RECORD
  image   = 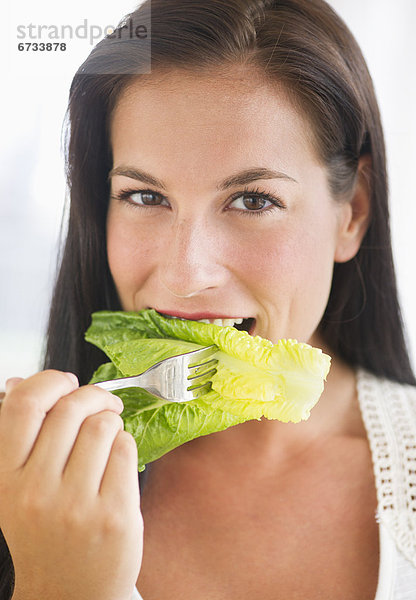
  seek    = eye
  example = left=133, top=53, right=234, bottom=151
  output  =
left=128, top=190, right=168, bottom=206
left=228, top=189, right=284, bottom=213
left=111, top=188, right=169, bottom=208
left=231, top=194, right=271, bottom=211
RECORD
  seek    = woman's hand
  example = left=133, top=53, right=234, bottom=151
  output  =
left=0, top=371, right=143, bottom=600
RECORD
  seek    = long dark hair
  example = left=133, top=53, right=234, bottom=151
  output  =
left=1, top=0, right=414, bottom=596
left=44, top=0, right=415, bottom=385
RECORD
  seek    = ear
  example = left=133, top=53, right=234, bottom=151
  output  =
left=334, top=154, right=372, bottom=263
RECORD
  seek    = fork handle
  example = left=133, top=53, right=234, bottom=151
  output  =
left=94, top=369, right=166, bottom=398
left=94, top=377, right=140, bottom=392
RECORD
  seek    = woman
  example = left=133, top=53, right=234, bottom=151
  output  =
left=1, top=0, right=415, bottom=598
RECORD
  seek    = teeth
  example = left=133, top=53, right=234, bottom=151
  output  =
left=160, top=312, right=245, bottom=328
left=220, top=319, right=236, bottom=326
left=203, top=318, right=244, bottom=327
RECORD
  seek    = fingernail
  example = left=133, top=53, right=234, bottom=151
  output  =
left=5, top=377, right=23, bottom=393
left=65, top=372, right=79, bottom=387
left=113, top=394, right=124, bottom=410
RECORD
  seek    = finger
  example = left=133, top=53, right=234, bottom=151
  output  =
left=0, top=371, right=79, bottom=469
left=100, top=430, right=140, bottom=508
left=25, top=386, right=124, bottom=480
left=62, top=410, right=124, bottom=496
left=5, top=377, right=24, bottom=393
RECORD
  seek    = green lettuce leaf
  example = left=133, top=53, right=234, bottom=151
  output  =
left=86, top=309, right=331, bottom=471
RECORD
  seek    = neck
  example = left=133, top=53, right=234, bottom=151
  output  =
left=177, top=352, right=363, bottom=465
left=146, top=348, right=366, bottom=485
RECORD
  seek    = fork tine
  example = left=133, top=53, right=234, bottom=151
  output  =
left=188, top=382, right=214, bottom=399
left=94, top=344, right=218, bottom=402
left=187, top=368, right=217, bottom=389
left=187, top=358, right=218, bottom=379
left=186, top=345, right=218, bottom=367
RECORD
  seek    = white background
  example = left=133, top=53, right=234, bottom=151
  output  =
left=0, top=0, right=415, bottom=389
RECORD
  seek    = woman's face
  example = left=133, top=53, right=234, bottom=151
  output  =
left=107, top=69, right=354, bottom=344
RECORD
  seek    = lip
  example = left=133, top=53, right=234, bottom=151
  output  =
left=151, top=308, right=257, bottom=335
left=154, top=309, right=247, bottom=320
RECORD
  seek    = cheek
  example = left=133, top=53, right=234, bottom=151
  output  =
left=106, top=211, right=156, bottom=304
left=234, top=224, right=334, bottom=292
left=236, top=220, right=336, bottom=336
left=236, top=238, right=292, bottom=291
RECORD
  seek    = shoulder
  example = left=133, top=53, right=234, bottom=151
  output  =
left=357, top=368, right=416, bottom=406
left=356, top=368, right=416, bottom=481
left=357, top=370, right=416, bottom=442
left=356, top=370, right=416, bottom=464
left=357, top=369, right=416, bottom=567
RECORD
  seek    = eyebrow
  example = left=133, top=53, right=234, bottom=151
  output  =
left=108, top=166, right=298, bottom=189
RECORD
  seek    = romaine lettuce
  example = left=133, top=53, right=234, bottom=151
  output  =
left=86, top=309, right=331, bottom=471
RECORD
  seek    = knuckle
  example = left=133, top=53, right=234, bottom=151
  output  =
left=50, top=395, right=79, bottom=418
left=51, top=386, right=109, bottom=415
left=68, top=384, right=118, bottom=409
left=59, top=501, right=88, bottom=531
left=113, top=431, right=138, bottom=460
left=3, top=370, right=77, bottom=413
left=52, top=393, right=90, bottom=419
left=86, top=384, right=113, bottom=399
left=82, top=412, right=123, bottom=437
left=42, top=368, right=61, bottom=377
left=5, top=389, right=43, bottom=418
left=101, top=508, right=126, bottom=536
left=88, top=385, right=123, bottom=409
left=83, top=414, right=110, bottom=436
left=44, top=369, right=75, bottom=381
left=40, top=369, right=77, bottom=390
left=18, top=484, right=50, bottom=521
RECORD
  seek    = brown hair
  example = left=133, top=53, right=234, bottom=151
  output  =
left=44, top=0, right=413, bottom=385
left=1, top=2, right=413, bottom=596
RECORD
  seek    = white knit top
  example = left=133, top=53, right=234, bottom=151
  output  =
left=132, top=370, right=416, bottom=600
left=358, top=370, right=416, bottom=599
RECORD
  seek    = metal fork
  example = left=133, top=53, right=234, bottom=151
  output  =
left=94, top=345, right=218, bottom=402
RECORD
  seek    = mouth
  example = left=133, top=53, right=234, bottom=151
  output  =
left=153, top=310, right=256, bottom=334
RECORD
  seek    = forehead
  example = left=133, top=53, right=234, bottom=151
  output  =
left=109, top=67, right=321, bottom=182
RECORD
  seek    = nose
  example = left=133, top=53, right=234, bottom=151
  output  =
left=158, top=217, right=228, bottom=298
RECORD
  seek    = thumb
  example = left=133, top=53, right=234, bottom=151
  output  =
left=5, top=377, right=24, bottom=394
